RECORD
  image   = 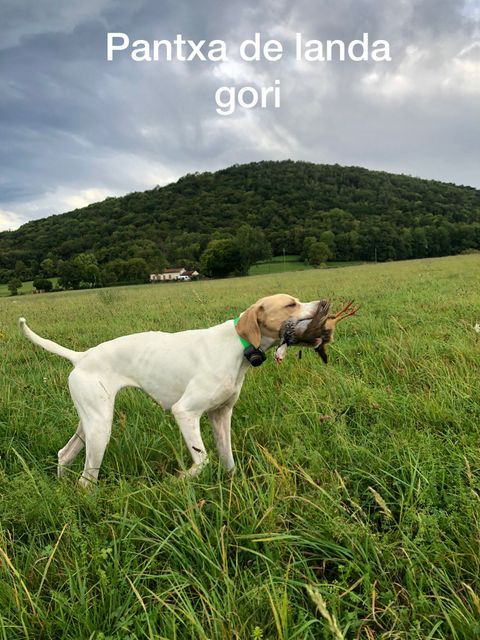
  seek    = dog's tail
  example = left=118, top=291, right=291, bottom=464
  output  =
left=18, top=317, right=82, bottom=364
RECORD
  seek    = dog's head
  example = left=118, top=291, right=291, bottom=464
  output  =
left=235, top=293, right=320, bottom=348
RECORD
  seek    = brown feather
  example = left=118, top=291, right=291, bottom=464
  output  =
left=293, top=299, right=331, bottom=343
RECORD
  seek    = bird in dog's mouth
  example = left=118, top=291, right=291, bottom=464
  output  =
left=275, top=300, right=359, bottom=364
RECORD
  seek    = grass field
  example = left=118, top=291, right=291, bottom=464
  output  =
left=0, top=280, right=34, bottom=297
left=248, top=256, right=364, bottom=276
left=0, top=279, right=60, bottom=298
left=1, top=255, right=479, bottom=639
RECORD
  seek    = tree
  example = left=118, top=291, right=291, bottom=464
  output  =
left=150, top=254, right=167, bottom=274
left=58, top=258, right=84, bottom=289
left=40, top=258, right=55, bottom=277
left=100, top=262, right=120, bottom=286
left=125, top=258, right=149, bottom=282
left=14, top=260, right=27, bottom=280
left=235, top=224, right=272, bottom=267
left=33, top=277, right=53, bottom=292
left=200, top=239, right=246, bottom=278
left=101, top=258, right=129, bottom=284
left=302, top=236, right=318, bottom=262
left=8, top=278, right=22, bottom=296
left=58, top=253, right=100, bottom=289
left=319, top=230, right=336, bottom=258
left=73, top=253, right=100, bottom=287
left=412, top=227, right=428, bottom=258
left=307, top=241, right=332, bottom=266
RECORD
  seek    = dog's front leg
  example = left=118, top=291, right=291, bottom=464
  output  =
left=208, top=405, right=235, bottom=473
left=172, top=403, right=208, bottom=477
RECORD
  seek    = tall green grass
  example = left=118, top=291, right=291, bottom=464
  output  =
left=0, top=255, right=479, bottom=639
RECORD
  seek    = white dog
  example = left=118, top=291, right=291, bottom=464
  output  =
left=19, top=294, right=320, bottom=487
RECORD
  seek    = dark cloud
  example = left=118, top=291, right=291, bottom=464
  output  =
left=0, top=0, right=478, bottom=230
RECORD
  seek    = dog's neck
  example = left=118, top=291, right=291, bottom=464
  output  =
left=231, top=317, right=278, bottom=354
left=259, top=335, right=278, bottom=351
left=227, top=320, right=278, bottom=368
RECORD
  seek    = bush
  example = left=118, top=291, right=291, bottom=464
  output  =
left=33, top=277, right=53, bottom=291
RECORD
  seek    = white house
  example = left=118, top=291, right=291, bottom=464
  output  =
left=150, top=268, right=199, bottom=282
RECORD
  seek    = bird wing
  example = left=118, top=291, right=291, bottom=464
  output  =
left=294, top=299, right=331, bottom=343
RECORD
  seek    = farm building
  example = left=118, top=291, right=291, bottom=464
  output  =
left=150, top=268, right=199, bottom=282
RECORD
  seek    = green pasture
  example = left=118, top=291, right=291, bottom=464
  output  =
left=0, top=279, right=60, bottom=298
left=0, top=280, right=34, bottom=297
left=0, top=255, right=479, bottom=639
left=248, top=256, right=364, bottom=276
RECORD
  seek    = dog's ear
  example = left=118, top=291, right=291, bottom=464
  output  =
left=236, top=303, right=263, bottom=348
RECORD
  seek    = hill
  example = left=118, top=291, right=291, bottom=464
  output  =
left=1, top=160, right=479, bottom=284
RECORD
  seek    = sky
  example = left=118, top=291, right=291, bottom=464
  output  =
left=0, top=0, right=479, bottom=231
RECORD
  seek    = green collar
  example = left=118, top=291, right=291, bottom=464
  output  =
left=233, top=316, right=250, bottom=348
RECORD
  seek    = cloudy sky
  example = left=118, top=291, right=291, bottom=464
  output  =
left=0, top=0, right=479, bottom=231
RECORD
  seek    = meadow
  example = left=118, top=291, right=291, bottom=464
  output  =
left=0, top=279, right=60, bottom=298
left=0, top=281, right=34, bottom=298
left=248, top=256, right=363, bottom=276
left=0, top=254, right=479, bottom=639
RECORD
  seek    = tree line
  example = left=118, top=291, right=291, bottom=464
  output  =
left=1, top=160, right=479, bottom=289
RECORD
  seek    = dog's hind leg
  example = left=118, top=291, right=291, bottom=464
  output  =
left=57, top=421, right=85, bottom=478
left=68, top=370, right=116, bottom=488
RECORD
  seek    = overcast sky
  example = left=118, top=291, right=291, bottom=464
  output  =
left=0, top=0, right=479, bottom=231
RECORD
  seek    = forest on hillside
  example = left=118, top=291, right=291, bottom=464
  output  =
left=1, top=160, right=479, bottom=288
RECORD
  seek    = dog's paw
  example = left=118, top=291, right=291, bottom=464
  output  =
left=178, top=459, right=209, bottom=479
left=78, top=475, right=97, bottom=490
left=224, top=464, right=236, bottom=476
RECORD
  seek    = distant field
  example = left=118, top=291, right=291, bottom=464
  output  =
left=0, top=280, right=34, bottom=297
left=0, top=278, right=59, bottom=298
left=0, top=262, right=361, bottom=296
left=249, top=258, right=313, bottom=275
left=1, top=255, right=479, bottom=639
left=249, top=255, right=364, bottom=275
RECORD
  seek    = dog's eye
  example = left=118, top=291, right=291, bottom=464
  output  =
left=286, top=302, right=297, bottom=308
